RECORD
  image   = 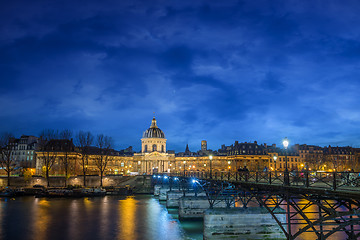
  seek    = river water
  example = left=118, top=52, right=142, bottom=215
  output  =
left=0, top=195, right=350, bottom=240
left=0, top=195, right=203, bottom=240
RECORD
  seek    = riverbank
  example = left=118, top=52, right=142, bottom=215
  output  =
left=0, top=175, right=154, bottom=197
left=0, top=175, right=153, bottom=189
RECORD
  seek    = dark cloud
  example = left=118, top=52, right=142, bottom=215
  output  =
left=1, top=0, right=360, bottom=151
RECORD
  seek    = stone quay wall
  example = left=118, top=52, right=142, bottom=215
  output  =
left=0, top=175, right=152, bottom=189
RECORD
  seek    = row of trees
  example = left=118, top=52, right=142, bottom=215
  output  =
left=0, top=129, right=114, bottom=187
left=304, top=153, right=360, bottom=171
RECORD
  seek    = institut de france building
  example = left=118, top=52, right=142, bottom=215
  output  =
left=34, top=117, right=312, bottom=176
left=33, top=117, right=360, bottom=176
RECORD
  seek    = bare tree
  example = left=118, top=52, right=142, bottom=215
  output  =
left=76, top=131, right=94, bottom=187
left=0, top=132, right=15, bottom=186
left=38, top=129, right=59, bottom=187
left=59, top=129, right=73, bottom=187
left=95, top=134, right=113, bottom=187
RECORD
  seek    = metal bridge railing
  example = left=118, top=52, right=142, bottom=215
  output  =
left=164, top=170, right=360, bottom=192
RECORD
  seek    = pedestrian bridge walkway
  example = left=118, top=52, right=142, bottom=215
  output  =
left=153, top=170, right=360, bottom=239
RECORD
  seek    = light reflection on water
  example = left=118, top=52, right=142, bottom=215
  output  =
left=0, top=196, right=203, bottom=240
left=0, top=195, right=349, bottom=240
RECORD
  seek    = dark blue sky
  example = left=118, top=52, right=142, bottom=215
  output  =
left=1, top=0, right=360, bottom=152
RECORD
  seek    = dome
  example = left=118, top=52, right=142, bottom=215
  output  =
left=142, top=117, right=165, bottom=138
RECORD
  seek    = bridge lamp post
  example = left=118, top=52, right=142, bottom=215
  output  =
left=273, top=155, right=277, bottom=177
left=283, top=137, right=290, bottom=186
left=209, top=155, right=213, bottom=179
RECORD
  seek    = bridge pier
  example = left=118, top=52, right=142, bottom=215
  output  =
left=203, top=207, right=286, bottom=240
left=166, top=190, right=206, bottom=208
left=159, top=187, right=171, bottom=200
left=178, top=196, right=230, bottom=219
left=154, top=185, right=162, bottom=196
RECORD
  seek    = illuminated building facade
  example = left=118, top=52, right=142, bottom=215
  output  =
left=134, top=117, right=174, bottom=174
left=33, top=118, right=360, bottom=177
left=10, top=135, right=38, bottom=168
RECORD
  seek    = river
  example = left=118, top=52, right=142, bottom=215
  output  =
left=0, top=195, right=351, bottom=240
left=0, top=195, right=203, bottom=240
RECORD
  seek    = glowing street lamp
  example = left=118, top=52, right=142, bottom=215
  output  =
left=273, top=155, right=278, bottom=177
left=283, top=137, right=290, bottom=185
left=273, top=155, right=277, bottom=170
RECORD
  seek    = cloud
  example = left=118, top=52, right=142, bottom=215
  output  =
left=1, top=0, right=360, bottom=150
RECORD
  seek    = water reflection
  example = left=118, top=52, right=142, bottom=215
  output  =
left=0, top=196, right=201, bottom=240
left=0, top=199, right=5, bottom=238
left=118, top=196, right=136, bottom=239
left=32, top=199, right=50, bottom=240
left=68, top=200, right=79, bottom=240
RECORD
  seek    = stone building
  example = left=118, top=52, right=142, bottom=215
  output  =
left=11, top=135, right=39, bottom=168
left=134, top=117, right=174, bottom=174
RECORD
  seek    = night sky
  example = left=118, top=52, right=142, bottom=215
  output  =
left=1, top=0, right=360, bottom=152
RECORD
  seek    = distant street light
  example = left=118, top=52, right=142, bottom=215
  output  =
left=283, top=137, right=290, bottom=185
left=273, top=155, right=278, bottom=177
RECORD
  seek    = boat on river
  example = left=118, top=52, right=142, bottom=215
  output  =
left=35, top=187, right=106, bottom=198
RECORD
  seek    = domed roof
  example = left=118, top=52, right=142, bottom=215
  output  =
left=142, top=117, right=165, bottom=139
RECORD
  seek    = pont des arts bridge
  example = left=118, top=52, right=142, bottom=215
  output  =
left=152, top=170, right=360, bottom=240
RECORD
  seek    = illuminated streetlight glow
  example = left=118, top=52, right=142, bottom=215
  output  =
left=283, top=137, right=289, bottom=185
left=283, top=137, right=289, bottom=149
